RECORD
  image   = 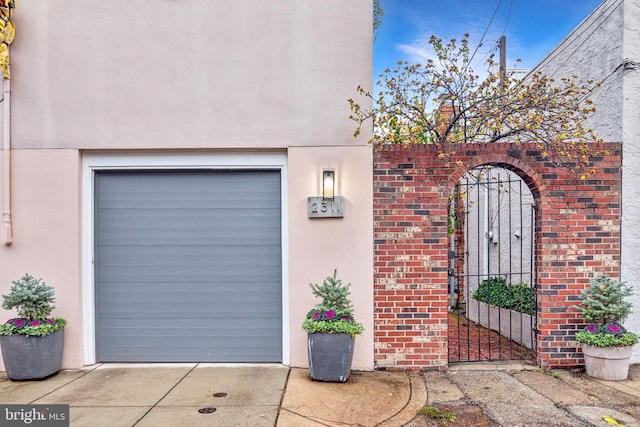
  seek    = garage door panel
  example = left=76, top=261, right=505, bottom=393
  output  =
left=97, top=232, right=281, bottom=246
left=98, top=302, right=282, bottom=317
left=96, top=264, right=282, bottom=281
left=99, top=349, right=281, bottom=363
left=101, top=328, right=281, bottom=341
left=97, top=222, right=280, bottom=244
left=97, top=246, right=282, bottom=267
left=97, top=288, right=282, bottom=304
left=94, top=277, right=282, bottom=292
left=95, top=170, right=282, bottom=362
left=99, top=320, right=282, bottom=335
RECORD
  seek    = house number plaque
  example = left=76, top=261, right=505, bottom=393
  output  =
left=308, top=196, right=344, bottom=218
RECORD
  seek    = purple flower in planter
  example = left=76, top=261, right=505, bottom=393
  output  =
left=312, top=311, right=322, bottom=320
left=584, top=325, right=598, bottom=333
left=325, top=310, right=336, bottom=320
left=606, top=324, right=622, bottom=334
left=341, top=316, right=351, bottom=321
left=29, top=320, right=42, bottom=327
left=12, top=319, right=26, bottom=327
left=46, top=319, right=55, bottom=324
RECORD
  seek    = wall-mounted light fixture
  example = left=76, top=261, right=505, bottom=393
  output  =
left=308, top=168, right=344, bottom=218
left=322, top=170, right=335, bottom=200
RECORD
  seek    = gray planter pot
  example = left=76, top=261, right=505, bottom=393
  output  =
left=307, top=333, right=355, bottom=382
left=0, top=329, right=64, bottom=381
left=582, top=344, right=633, bottom=381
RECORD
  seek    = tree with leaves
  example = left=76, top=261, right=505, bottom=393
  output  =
left=349, top=34, right=604, bottom=179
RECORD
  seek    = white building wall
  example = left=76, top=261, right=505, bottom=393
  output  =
left=529, top=0, right=624, bottom=142
left=528, top=0, right=640, bottom=362
left=621, top=0, right=640, bottom=362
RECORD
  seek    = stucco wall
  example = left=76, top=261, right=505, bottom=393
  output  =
left=0, top=150, right=83, bottom=369
left=288, top=146, right=374, bottom=370
left=0, top=1, right=374, bottom=370
left=621, top=0, right=640, bottom=362
left=11, top=0, right=371, bottom=149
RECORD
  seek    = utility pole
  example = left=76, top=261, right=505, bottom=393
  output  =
left=499, top=35, right=506, bottom=86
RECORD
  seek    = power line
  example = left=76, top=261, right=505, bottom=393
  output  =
left=467, top=0, right=504, bottom=69
left=500, top=0, right=514, bottom=37
left=468, top=0, right=515, bottom=74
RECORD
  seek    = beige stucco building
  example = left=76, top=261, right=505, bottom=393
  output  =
left=0, top=1, right=374, bottom=370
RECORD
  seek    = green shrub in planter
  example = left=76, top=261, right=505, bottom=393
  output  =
left=472, top=276, right=534, bottom=315
left=572, top=274, right=638, bottom=380
left=0, top=274, right=67, bottom=380
left=302, top=270, right=363, bottom=382
left=0, top=274, right=67, bottom=337
left=302, top=270, right=364, bottom=337
left=573, top=274, right=638, bottom=347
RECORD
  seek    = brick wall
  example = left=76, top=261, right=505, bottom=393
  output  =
left=374, top=142, right=622, bottom=370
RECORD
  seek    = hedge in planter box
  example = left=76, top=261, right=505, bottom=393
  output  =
left=0, top=274, right=67, bottom=380
left=472, top=276, right=534, bottom=315
left=302, top=270, right=364, bottom=382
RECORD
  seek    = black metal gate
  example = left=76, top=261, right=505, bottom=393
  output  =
left=448, top=166, right=537, bottom=363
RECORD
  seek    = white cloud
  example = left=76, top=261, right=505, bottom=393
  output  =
left=395, top=40, right=436, bottom=64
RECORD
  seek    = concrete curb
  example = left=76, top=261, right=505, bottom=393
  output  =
left=379, top=371, right=427, bottom=427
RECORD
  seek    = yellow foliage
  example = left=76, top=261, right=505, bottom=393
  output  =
left=5, top=19, right=14, bottom=44
left=603, top=416, right=625, bottom=426
left=0, top=43, right=8, bottom=79
left=0, top=0, right=14, bottom=79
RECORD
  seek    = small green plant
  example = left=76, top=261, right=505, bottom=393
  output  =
left=573, top=274, right=638, bottom=347
left=302, top=270, right=364, bottom=337
left=472, top=277, right=534, bottom=315
left=418, top=406, right=456, bottom=422
left=573, top=274, right=632, bottom=324
left=0, top=274, right=67, bottom=337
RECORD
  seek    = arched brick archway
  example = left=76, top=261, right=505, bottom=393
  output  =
left=373, top=142, right=622, bottom=370
left=445, top=158, right=544, bottom=202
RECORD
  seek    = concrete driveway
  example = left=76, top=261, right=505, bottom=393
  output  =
left=0, top=364, right=289, bottom=427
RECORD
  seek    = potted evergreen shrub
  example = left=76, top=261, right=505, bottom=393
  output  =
left=302, top=270, right=364, bottom=382
left=573, top=274, right=638, bottom=381
left=0, top=274, right=67, bottom=380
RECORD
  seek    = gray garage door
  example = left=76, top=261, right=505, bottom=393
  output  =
left=95, top=170, right=282, bottom=362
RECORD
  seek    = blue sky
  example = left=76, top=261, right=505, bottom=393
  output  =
left=374, top=0, right=604, bottom=80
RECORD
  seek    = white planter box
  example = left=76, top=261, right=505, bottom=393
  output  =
left=467, top=299, right=534, bottom=350
left=582, top=344, right=633, bottom=381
